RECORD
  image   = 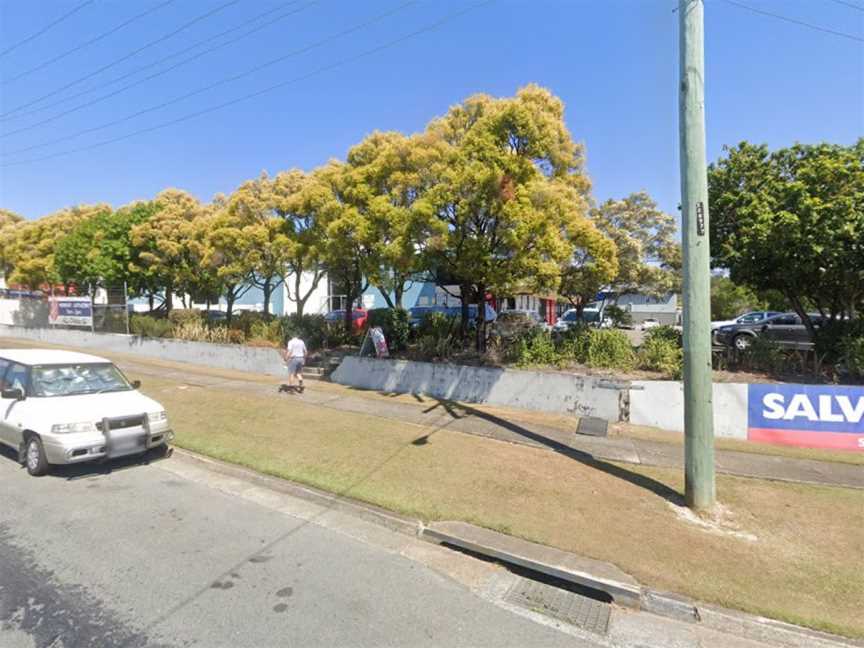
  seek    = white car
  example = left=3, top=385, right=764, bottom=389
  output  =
left=0, top=349, right=172, bottom=476
left=640, top=319, right=661, bottom=330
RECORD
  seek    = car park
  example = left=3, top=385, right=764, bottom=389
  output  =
left=713, top=312, right=822, bottom=351
left=0, top=349, right=172, bottom=476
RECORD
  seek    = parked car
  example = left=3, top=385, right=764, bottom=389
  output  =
left=553, top=308, right=603, bottom=332
left=714, top=312, right=822, bottom=351
left=711, top=310, right=782, bottom=331
left=497, top=309, right=551, bottom=332
left=640, top=319, right=661, bottom=330
left=203, top=309, right=228, bottom=323
left=0, top=349, right=172, bottom=476
left=324, top=308, right=368, bottom=331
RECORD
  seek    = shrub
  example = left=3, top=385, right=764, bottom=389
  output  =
left=638, top=336, right=683, bottom=378
left=839, top=335, right=864, bottom=379
left=167, top=309, right=202, bottom=327
left=604, top=304, right=632, bottom=328
left=417, top=312, right=458, bottom=359
left=741, top=336, right=785, bottom=374
left=230, top=310, right=271, bottom=337
left=366, top=308, right=410, bottom=352
left=173, top=320, right=244, bottom=345
left=509, top=329, right=557, bottom=366
left=584, top=329, right=636, bottom=370
left=130, top=314, right=173, bottom=338
left=816, top=318, right=864, bottom=364
left=644, top=325, right=682, bottom=347
left=278, top=313, right=329, bottom=350
left=554, top=324, right=591, bottom=363
left=249, top=319, right=283, bottom=346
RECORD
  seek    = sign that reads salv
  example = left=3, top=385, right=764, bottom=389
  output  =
left=748, top=384, right=864, bottom=451
left=49, top=297, right=93, bottom=327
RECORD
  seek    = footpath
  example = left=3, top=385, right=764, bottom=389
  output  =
left=105, top=353, right=864, bottom=491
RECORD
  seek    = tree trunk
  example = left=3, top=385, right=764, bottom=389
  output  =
left=226, top=287, right=236, bottom=326
left=294, top=273, right=304, bottom=317
left=475, top=286, right=487, bottom=354
left=378, top=286, right=395, bottom=308
left=394, top=281, right=404, bottom=309
left=460, top=283, right=471, bottom=340
left=148, top=294, right=155, bottom=312
left=165, top=283, right=173, bottom=313
left=263, top=280, right=272, bottom=317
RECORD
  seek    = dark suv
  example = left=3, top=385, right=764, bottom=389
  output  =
left=714, top=312, right=822, bottom=351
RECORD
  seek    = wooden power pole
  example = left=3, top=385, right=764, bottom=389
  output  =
left=678, top=0, right=716, bottom=511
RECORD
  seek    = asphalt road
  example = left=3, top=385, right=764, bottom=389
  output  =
left=0, top=448, right=597, bottom=648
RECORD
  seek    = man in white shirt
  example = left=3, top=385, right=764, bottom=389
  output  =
left=280, top=335, right=308, bottom=393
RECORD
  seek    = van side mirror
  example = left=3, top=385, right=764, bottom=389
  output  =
left=131, top=380, right=141, bottom=389
left=1, top=388, right=25, bottom=401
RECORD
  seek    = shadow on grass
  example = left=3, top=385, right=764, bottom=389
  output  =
left=411, top=396, right=684, bottom=506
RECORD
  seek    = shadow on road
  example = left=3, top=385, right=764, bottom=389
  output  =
left=0, top=444, right=173, bottom=481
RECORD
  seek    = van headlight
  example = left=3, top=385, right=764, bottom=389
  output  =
left=51, top=422, right=98, bottom=434
left=147, top=411, right=168, bottom=424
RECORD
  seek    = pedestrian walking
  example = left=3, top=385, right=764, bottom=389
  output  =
left=280, top=334, right=308, bottom=394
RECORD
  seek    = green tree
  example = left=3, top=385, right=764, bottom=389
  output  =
left=129, top=189, right=210, bottom=312
left=420, top=85, right=616, bottom=350
left=709, top=139, right=864, bottom=334
left=55, top=202, right=158, bottom=294
left=709, top=275, right=765, bottom=320
left=342, top=131, right=444, bottom=308
left=591, top=192, right=680, bottom=299
left=271, top=169, right=328, bottom=317
left=3, top=205, right=108, bottom=290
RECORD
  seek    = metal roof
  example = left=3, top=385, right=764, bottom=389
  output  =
left=0, top=349, right=110, bottom=366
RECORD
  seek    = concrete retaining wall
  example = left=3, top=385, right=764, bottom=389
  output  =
left=331, top=356, right=625, bottom=420
left=629, top=381, right=748, bottom=439
left=0, top=325, right=287, bottom=376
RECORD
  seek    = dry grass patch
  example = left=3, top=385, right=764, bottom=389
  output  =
left=135, top=374, right=864, bottom=639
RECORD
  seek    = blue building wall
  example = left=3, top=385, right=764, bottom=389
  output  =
left=362, top=281, right=438, bottom=310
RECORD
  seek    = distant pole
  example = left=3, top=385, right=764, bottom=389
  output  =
left=679, top=0, right=715, bottom=511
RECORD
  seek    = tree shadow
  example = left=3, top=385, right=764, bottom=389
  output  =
left=419, top=397, right=684, bottom=506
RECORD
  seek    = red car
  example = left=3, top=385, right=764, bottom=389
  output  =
left=324, top=309, right=367, bottom=331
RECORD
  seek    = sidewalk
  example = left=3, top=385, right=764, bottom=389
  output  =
left=112, top=354, right=864, bottom=490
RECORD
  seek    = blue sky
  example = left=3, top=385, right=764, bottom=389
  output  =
left=1, top=0, right=861, bottom=220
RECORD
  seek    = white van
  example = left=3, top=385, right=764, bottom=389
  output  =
left=0, top=349, right=172, bottom=476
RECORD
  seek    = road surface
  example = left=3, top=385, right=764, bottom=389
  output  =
left=0, top=447, right=601, bottom=648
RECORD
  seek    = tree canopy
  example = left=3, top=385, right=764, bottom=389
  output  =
left=709, top=139, right=864, bottom=331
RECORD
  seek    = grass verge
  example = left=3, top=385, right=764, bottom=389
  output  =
left=135, top=373, right=864, bottom=639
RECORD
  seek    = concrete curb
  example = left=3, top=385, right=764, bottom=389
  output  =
left=421, top=520, right=642, bottom=609
left=642, top=590, right=864, bottom=648
left=171, top=448, right=859, bottom=648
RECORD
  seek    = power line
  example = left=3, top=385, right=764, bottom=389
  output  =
left=4, top=1, right=177, bottom=84
left=0, top=1, right=94, bottom=59
left=1, top=0, right=240, bottom=118
left=3, top=0, right=417, bottom=156
left=720, top=0, right=864, bottom=43
left=826, top=0, right=864, bottom=12
left=1, top=1, right=303, bottom=123
left=1, top=1, right=494, bottom=168
left=2, top=2, right=319, bottom=138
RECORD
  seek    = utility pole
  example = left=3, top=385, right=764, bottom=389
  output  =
left=678, top=0, right=715, bottom=511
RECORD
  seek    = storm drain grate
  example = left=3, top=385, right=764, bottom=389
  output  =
left=504, top=576, right=611, bottom=635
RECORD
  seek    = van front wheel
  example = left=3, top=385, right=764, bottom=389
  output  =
left=25, top=436, right=49, bottom=477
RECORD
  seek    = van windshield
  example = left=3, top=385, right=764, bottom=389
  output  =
left=31, top=363, right=132, bottom=398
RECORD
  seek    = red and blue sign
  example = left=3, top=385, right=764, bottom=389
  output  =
left=748, top=384, right=864, bottom=451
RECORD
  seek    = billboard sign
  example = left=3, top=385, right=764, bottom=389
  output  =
left=49, top=297, right=93, bottom=327
left=748, top=384, right=864, bottom=451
